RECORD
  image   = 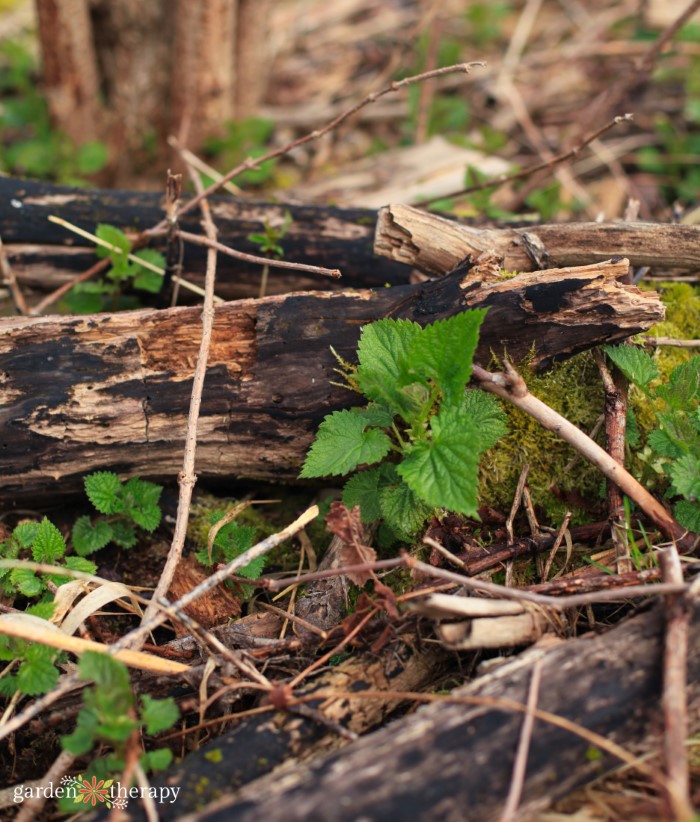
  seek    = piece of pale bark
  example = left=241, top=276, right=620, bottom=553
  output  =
left=374, top=203, right=700, bottom=274
left=0, top=257, right=662, bottom=499
left=168, top=599, right=700, bottom=822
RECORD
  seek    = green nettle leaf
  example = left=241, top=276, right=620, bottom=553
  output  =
left=72, top=516, right=114, bottom=556
left=655, top=356, right=700, bottom=409
left=64, top=556, right=98, bottom=576
left=379, top=471, right=434, bottom=539
left=110, top=521, right=137, bottom=549
left=356, top=319, right=421, bottom=407
left=455, top=390, right=508, bottom=450
left=79, top=650, right=131, bottom=692
left=95, top=223, right=131, bottom=260
left=141, top=748, right=174, bottom=772
left=300, top=409, right=392, bottom=477
left=10, top=568, right=43, bottom=597
left=398, top=412, right=482, bottom=517
left=342, top=467, right=385, bottom=523
left=61, top=708, right=99, bottom=755
left=626, top=407, right=640, bottom=449
left=26, top=600, right=56, bottom=620
left=675, top=499, right=700, bottom=531
left=140, top=694, right=180, bottom=735
left=603, top=344, right=659, bottom=387
left=16, top=646, right=59, bottom=695
left=85, top=471, right=123, bottom=514
left=669, top=454, right=700, bottom=501
left=356, top=403, right=395, bottom=429
left=32, top=517, right=66, bottom=563
left=407, top=310, right=487, bottom=407
left=132, top=249, right=165, bottom=293
left=12, top=520, right=38, bottom=548
left=647, top=427, right=684, bottom=459
left=235, top=555, right=266, bottom=580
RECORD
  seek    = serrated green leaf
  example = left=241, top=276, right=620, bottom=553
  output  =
left=13, top=520, right=38, bottom=548
left=128, top=503, right=161, bottom=532
left=16, top=646, right=59, bottom=695
left=300, top=409, right=392, bottom=477
left=355, top=403, right=395, bottom=429
left=342, top=467, right=385, bottom=522
left=626, top=407, right=640, bottom=448
left=407, top=310, right=487, bottom=407
left=61, top=708, right=99, bottom=755
left=140, top=694, right=180, bottom=735
left=675, top=499, right=700, bottom=531
left=236, top=555, right=266, bottom=580
left=79, top=650, right=130, bottom=692
left=72, top=516, right=114, bottom=556
left=95, top=224, right=131, bottom=260
left=97, top=715, right=140, bottom=743
left=65, top=556, right=98, bottom=576
left=9, top=568, right=43, bottom=597
left=648, top=427, right=684, bottom=459
left=379, top=474, right=434, bottom=539
left=455, top=390, right=508, bottom=451
left=141, top=748, right=173, bottom=772
left=603, top=344, right=659, bottom=387
left=656, top=356, right=700, bottom=409
left=132, top=249, right=165, bottom=293
left=398, top=411, right=482, bottom=517
left=26, top=599, right=56, bottom=620
left=110, top=521, right=137, bottom=549
left=32, top=517, right=66, bottom=562
left=669, top=453, right=700, bottom=500
left=0, top=676, right=18, bottom=697
left=356, top=319, right=421, bottom=408
left=85, top=472, right=123, bottom=514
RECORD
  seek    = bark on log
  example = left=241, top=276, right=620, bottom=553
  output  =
left=0, top=177, right=410, bottom=299
left=0, top=257, right=662, bottom=499
left=375, top=203, right=700, bottom=274
left=162, top=599, right=700, bottom=822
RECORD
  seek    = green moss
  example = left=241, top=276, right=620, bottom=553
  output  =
left=479, top=351, right=605, bottom=524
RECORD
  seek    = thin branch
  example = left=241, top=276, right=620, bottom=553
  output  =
left=139, top=161, right=220, bottom=632
left=471, top=362, right=698, bottom=553
left=640, top=337, right=700, bottom=348
left=0, top=234, right=29, bottom=315
left=659, top=544, right=694, bottom=820
left=415, top=113, right=633, bottom=206
left=147, top=63, right=485, bottom=231
left=500, top=658, right=543, bottom=822
left=178, top=230, right=341, bottom=279
left=29, top=258, right=109, bottom=316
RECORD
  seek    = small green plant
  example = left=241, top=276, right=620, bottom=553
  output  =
left=603, top=345, right=700, bottom=531
left=73, top=471, right=163, bottom=555
left=194, top=512, right=265, bottom=582
left=65, top=224, right=165, bottom=314
left=0, top=41, right=108, bottom=183
left=58, top=651, right=178, bottom=810
left=247, top=210, right=293, bottom=298
left=301, top=312, right=507, bottom=541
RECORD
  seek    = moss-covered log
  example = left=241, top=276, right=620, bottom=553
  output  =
left=0, top=257, right=662, bottom=500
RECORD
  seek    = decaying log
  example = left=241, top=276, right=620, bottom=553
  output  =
left=0, top=257, right=662, bottom=499
left=0, top=177, right=410, bottom=299
left=375, top=203, right=700, bottom=274
left=160, top=599, right=700, bottom=822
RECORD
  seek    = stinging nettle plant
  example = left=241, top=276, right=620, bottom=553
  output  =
left=301, top=310, right=507, bottom=540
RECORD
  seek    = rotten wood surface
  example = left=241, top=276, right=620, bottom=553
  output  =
left=0, top=177, right=410, bottom=300
left=159, top=598, right=700, bottom=822
left=374, top=203, right=700, bottom=274
left=0, top=257, right=662, bottom=499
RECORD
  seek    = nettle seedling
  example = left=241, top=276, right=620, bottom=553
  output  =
left=247, top=210, right=292, bottom=298
left=604, top=345, right=700, bottom=531
left=301, top=311, right=507, bottom=541
left=66, top=223, right=165, bottom=313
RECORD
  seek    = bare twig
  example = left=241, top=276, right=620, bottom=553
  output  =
left=0, top=234, right=29, bottom=315
left=178, top=230, right=341, bottom=279
left=640, top=337, right=700, bottom=348
left=500, top=658, right=543, bottom=822
left=594, top=348, right=631, bottom=573
left=30, top=257, right=110, bottom=316
left=140, top=162, right=220, bottom=632
left=659, top=544, right=694, bottom=820
left=415, top=113, right=633, bottom=206
left=471, top=361, right=698, bottom=553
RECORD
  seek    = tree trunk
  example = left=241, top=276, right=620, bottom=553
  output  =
left=34, top=0, right=271, bottom=179
left=0, top=257, right=662, bottom=500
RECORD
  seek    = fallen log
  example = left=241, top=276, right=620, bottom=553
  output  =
left=159, top=598, right=700, bottom=822
left=0, top=177, right=411, bottom=299
left=0, top=257, right=662, bottom=499
left=374, top=203, right=700, bottom=274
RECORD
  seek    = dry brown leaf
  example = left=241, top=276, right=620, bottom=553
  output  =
left=325, top=501, right=377, bottom=586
